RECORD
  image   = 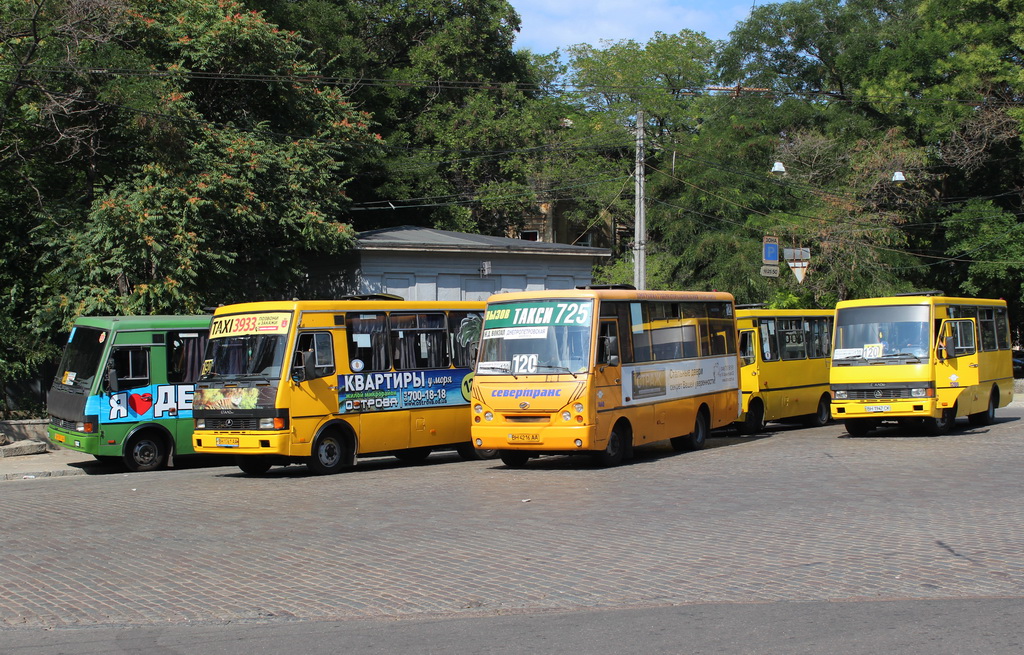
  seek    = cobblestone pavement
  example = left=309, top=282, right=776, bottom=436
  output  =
left=3, top=409, right=1024, bottom=630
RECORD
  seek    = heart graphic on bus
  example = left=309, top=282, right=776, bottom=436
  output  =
left=128, top=393, right=153, bottom=415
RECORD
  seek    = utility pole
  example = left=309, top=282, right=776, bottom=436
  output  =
left=633, top=109, right=646, bottom=290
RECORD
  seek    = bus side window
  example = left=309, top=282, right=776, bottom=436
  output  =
left=759, top=319, right=778, bottom=362
left=346, top=313, right=389, bottom=372
left=167, top=331, right=209, bottom=384
left=107, top=347, right=150, bottom=392
left=390, top=313, right=450, bottom=371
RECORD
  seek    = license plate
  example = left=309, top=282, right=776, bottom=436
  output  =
left=865, top=405, right=891, bottom=413
left=54, top=434, right=65, bottom=443
left=215, top=437, right=240, bottom=447
left=507, top=433, right=541, bottom=444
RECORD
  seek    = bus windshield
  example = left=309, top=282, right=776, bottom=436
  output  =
left=478, top=299, right=593, bottom=375
left=203, top=335, right=288, bottom=379
left=54, top=326, right=109, bottom=391
left=833, top=305, right=931, bottom=362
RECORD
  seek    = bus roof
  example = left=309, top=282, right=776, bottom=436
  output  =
left=485, top=288, right=736, bottom=303
left=71, top=315, right=211, bottom=331
left=736, top=308, right=834, bottom=318
left=835, top=295, right=1007, bottom=309
left=210, top=299, right=485, bottom=316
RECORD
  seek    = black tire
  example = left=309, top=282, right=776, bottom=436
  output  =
left=455, top=443, right=499, bottom=460
left=844, top=418, right=875, bottom=437
left=804, top=395, right=831, bottom=428
left=924, top=407, right=955, bottom=435
left=123, top=433, right=167, bottom=472
left=968, top=391, right=997, bottom=427
left=394, top=446, right=432, bottom=463
left=737, top=398, right=765, bottom=435
left=671, top=410, right=708, bottom=452
left=236, top=455, right=273, bottom=475
left=499, top=450, right=530, bottom=468
left=308, top=433, right=347, bottom=475
left=594, top=427, right=625, bottom=467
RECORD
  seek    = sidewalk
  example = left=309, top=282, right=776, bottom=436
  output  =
left=0, top=444, right=99, bottom=481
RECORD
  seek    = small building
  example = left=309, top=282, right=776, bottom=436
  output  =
left=306, top=226, right=610, bottom=301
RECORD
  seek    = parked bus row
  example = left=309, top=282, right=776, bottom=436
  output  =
left=45, top=289, right=1013, bottom=473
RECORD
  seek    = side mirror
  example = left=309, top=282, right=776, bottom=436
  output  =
left=600, top=335, right=620, bottom=366
left=106, top=366, right=120, bottom=394
left=292, top=350, right=318, bottom=383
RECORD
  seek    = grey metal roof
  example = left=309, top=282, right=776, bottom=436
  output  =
left=356, top=226, right=610, bottom=258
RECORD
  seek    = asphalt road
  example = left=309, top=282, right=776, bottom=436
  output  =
left=4, top=406, right=1024, bottom=653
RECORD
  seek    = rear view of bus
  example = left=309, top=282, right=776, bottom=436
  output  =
left=47, top=315, right=210, bottom=471
left=830, top=293, right=1013, bottom=436
left=470, top=287, right=740, bottom=467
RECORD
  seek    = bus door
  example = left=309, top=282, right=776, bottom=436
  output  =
left=341, top=313, right=408, bottom=453
left=935, top=319, right=980, bottom=412
left=166, top=330, right=208, bottom=444
left=290, top=330, right=339, bottom=449
left=594, top=317, right=623, bottom=436
left=738, top=328, right=759, bottom=388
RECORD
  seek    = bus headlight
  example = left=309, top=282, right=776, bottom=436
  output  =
left=834, top=390, right=847, bottom=400
left=475, top=438, right=483, bottom=446
left=195, top=418, right=206, bottom=429
left=573, top=403, right=584, bottom=413
left=484, top=412, right=494, bottom=421
left=259, top=418, right=275, bottom=429
left=562, top=411, right=572, bottom=421
left=911, top=388, right=927, bottom=398
left=474, top=404, right=483, bottom=414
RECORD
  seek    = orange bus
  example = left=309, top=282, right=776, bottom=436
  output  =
left=470, top=286, right=740, bottom=467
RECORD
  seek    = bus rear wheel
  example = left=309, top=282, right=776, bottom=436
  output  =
left=123, top=433, right=167, bottom=472
left=456, top=443, right=498, bottom=460
left=672, top=410, right=708, bottom=451
left=738, top=399, right=765, bottom=435
left=236, top=455, right=273, bottom=475
left=804, top=395, right=831, bottom=428
left=968, top=391, right=997, bottom=427
left=499, top=450, right=530, bottom=468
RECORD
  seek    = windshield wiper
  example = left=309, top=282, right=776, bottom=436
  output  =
left=536, top=364, right=579, bottom=378
left=880, top=352, right=921, bottom=362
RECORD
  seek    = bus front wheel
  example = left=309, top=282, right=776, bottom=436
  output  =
left=308, top=433, right=347, bottom=475
left=499, top=450, right=530, bottom=468
left=236, top=455, right=273, bottom=475
left=844, top=419, right=875, bottom=437
left=924, top=407, right=955, bottom=435
left=123, top=433, right=167, bottom=472
left=594, top=428, right=625, bottom=467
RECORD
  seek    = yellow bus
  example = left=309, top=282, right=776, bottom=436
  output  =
left=191, top=297, right=485, bottom=474
left=735, top=308, right=834, bottom=433
left=830, top=292, right=1013, bottom=436
left=470, top=286, right=740, bottom=467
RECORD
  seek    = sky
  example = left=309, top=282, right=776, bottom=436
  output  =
left=509, top=0, right=755, bottom=54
